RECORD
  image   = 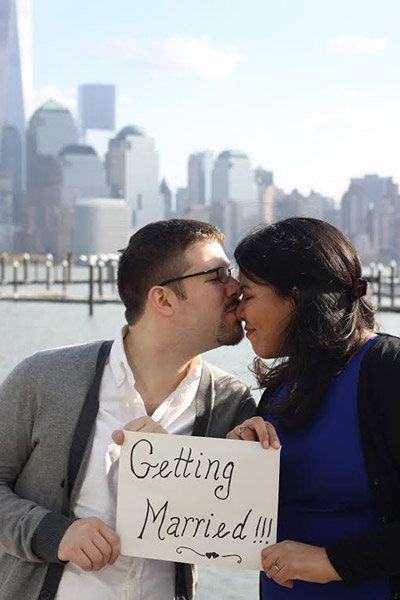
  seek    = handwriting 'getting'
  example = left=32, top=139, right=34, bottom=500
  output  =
left=130, top=438, right=235, bottom=500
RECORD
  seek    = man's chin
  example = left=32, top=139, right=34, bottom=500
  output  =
left=216, top=322, right=244, bottom=346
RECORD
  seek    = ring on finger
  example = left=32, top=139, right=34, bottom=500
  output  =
left=237, top=425, right=249, bottom=437
left=273, top=562, right=281, bottom=572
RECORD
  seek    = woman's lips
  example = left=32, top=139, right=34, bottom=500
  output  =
left=245, top=328, right=255, bottom=338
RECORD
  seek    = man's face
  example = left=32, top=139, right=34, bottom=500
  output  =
left=174, top=240, right=244, bottom=353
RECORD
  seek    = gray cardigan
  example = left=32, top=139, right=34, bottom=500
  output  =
left=0, top=340, right=256, bottom=600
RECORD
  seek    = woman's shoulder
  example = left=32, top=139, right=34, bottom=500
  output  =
left=359, top=333, right=400, bottom=396
left=362, top=332, right=400, bottom=363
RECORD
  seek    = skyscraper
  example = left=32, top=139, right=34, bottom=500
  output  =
left=255, top=167, right=274, bottom=224
left=27, top=100, right=78, bottom=157
left=22, top=101, right=78, bottom=256
left=73, top=198, right=129, bottom=255
left=106, top=125, right=163, bottom=232
left=0, top=174, right=14, bottom=250
left=341, top=174, right=400, bottom=260
left=59, top=144, right=109, bottom=204
left=187, top=151, right=213, bottom=207
left=0, top=0, right=32, bottom=225
left=78, top=84, right=116, bottom=136
left=160, top=178, right=173, bottom=219
left=211, top=149, right=257, bottom=251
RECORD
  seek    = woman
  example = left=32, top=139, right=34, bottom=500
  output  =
left=228, top=217, right=400, bottom=599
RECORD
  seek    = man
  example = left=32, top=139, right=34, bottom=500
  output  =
left=0, top=219, right=256, bottom=600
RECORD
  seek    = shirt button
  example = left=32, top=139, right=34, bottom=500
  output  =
left=381, top=515, right=388, bottom=524
left=392, top=593, right=399, bottom=600
left=39, top=591, right=52, bottom=600
left=373, top=478, right=379, bottom=486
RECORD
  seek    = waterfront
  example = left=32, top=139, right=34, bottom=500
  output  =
left=2, top=301, right=400, bottom=598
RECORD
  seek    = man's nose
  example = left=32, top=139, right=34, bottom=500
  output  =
left=225, top=276, right=240, bottom=297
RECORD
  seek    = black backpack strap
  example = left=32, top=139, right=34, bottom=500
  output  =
left=65, top=340, right=113, bottom=504
left=38, top=340, right=113, bottom=600
left=191, top=363, right=213, bottom=437
left=96, top=339, right=114, bottom=369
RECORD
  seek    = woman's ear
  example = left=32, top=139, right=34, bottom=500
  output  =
left=147, top=285, right=175, bottom=317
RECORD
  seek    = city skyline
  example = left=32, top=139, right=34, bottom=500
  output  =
left=31, top=0, right=400, bottom=201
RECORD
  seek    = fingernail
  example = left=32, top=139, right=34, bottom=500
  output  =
left=263, top=441, right=270, bottom=449
left=273, top=441, right=281, bottom=449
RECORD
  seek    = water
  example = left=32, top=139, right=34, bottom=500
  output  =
left=2, top=301, right=400, bottom=599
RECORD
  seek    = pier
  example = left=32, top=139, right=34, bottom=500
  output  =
left=1, top=253, right=400, bottom=315
left=0, top=253, right=120, bottom=315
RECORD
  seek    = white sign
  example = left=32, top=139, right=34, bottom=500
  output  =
left=117, top=432, right=280, bottom=570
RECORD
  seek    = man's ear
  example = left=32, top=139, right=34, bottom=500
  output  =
left=147, top=285, right=175, bottom=317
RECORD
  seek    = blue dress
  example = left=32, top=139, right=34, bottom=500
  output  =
left=261, top=338, right=390, bottom=599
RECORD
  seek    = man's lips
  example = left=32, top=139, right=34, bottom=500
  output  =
left=245, top=328, right=255, bottom=338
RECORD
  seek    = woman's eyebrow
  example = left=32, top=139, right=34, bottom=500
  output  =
left=239, top=283, right=251, bottom=291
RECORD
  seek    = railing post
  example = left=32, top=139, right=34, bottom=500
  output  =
left=33, top=258, right=39, bottom=282
left=45, top=260, right=52, bottom=291
left=377, top=263, right=383, bottom=308
left=13, top=260, right=19, bottom=293
left=390, top=260, right=397, bottom=308
left=369, top=262, right=375, bottom=298
left=45, top=254, right=53, bottom=290
left=67, top=252, right=72, bottom=283
left=0, top=252, right=7, bottom=284
left=109, top=259, right=117, bottom=291
left=22, top=253, right=30, bottom=284
left=62, top=259, right=68, bottom=292
left=88, top=258, right=95, bottom=316
left=97, top=259, right=104, bottom=298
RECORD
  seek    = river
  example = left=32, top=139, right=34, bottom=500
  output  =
left=2, top=301, right=399, bottom=599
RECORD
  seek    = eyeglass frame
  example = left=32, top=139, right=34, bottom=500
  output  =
left=157, top=265, right=233, bottom=287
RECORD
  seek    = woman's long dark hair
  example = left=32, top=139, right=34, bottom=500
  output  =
left=234, top=217, right=375, bottom=431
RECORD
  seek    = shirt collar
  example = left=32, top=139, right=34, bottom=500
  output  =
left=109, top=325, right=133, bottom=387
left=108, top=325, right=203, bottom=390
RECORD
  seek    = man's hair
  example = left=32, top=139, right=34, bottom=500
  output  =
left=118, top=219, right=225, bottom=324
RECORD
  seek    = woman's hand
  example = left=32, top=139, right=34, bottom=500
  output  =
left=226, top=416, right=281, bottom=449
left=112, top=416, right=167, bottom=445
left=262, top=540, right=342, bottom=588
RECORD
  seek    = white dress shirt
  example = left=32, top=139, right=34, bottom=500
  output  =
left=55, top=327, right=201, bottom=600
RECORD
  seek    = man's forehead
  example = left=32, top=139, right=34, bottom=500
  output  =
left=184, top=240, right=229, bottom=267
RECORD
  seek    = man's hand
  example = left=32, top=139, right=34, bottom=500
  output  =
left=112, top=416, right=168, bottom=445
left=261, top=540, right=342, bottom=588
left=57, top=517, right=120, bottom=571
left=226, top=416, right=281, bottom=449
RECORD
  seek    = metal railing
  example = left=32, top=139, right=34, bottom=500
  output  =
left=0, top=252, right=120, bottom=316
left=1, top=254, right=400, bottom=315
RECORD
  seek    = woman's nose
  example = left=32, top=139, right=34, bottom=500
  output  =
left=235, top=299, right=244, bottom=320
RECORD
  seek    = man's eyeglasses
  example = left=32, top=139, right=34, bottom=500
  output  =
left=158, top=266, right=232, bottom=286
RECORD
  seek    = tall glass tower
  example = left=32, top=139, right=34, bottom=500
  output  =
left=0, top=0, right=30, bottom=223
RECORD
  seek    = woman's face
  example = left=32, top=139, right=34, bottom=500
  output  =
left=236, top=271, right=295, bottom=359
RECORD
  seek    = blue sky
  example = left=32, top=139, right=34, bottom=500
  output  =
left=32, top=0, right=400, bottom=200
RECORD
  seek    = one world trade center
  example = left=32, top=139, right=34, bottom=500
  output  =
left=0, top=0, right=31, bottom=227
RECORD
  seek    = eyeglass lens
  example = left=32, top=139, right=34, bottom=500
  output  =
left=217, top=266, right=231, bottom=283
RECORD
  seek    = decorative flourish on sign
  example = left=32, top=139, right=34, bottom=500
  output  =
left=176, top=546, right=242, bottom=564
